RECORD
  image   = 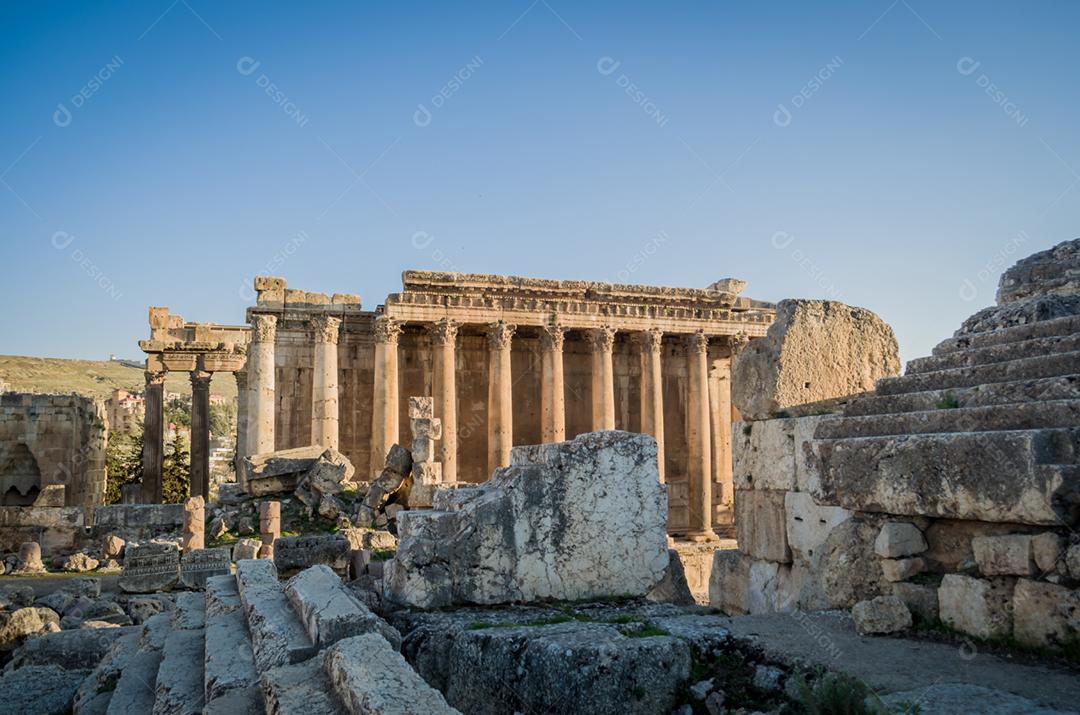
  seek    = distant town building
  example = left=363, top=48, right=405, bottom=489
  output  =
left=105, top=387, right=144, bottom=434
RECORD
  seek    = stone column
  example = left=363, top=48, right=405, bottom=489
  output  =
left=233, top=369, right=248, bottom=488
left=487, top=321, right=516, bottom=473
left=429, top=319, right=459, bottom=482
left=182, top=495, right=205, bottom=552
left=248, top=314, right=277, bottom=456
left=710, top=356, right=734, bottom=506
left=588, top=326, right=617, bottom=431
left=259, top=500, right=280, bottom=559
left=371, top=316, right=403, bottom=475
left=311, top=315, right=342, bottom=450
left=637, top=328, right=666, bottom=482
left=189, top=369, right=212, bottom=501
left=540, top=323, right=567, bottom=443
left=686, top=331, right=717, bottom=542
left=141, top=368, right=167, bottom=504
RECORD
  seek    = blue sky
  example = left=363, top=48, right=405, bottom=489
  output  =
left=1, top=1, right=1077, bottom=365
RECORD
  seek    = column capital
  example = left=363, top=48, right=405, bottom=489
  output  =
left=310, top=315, right=342, bottom=344
left=487, top=321, right=516, bottom=350
left=726, top=329, right=750, bottom=354
left=540, top=323, right=567, bottom=351
left=190, top=369, right=213, bottom=387
left=251, top=314, right=277, bottom=343
left=428, top=318, right=459, bottom=346
left=233, top=369, right=247, bottom=387
left=145, top=369, right=167, bottom=386
left=373, top=316, right=404, bottom=345
left=588, top=325, right=617, bottom=353
left=686, top=331, right=709, bottom=355
left=635, top=328, right=664, bottom=352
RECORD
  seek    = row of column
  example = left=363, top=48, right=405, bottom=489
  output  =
left=367, top=317, right=734, bottom=541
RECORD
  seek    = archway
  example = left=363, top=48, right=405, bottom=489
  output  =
left=0, top=443, right=43, bottom=506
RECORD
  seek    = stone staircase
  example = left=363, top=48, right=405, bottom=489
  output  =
left=811, top=311, right=1080, bottom=528
left=72, top=561, right=457, bottom=715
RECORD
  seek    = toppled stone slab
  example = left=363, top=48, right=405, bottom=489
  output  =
left=732, top=299, right=900, bottom=420
left=120, top=541, right=181, bottom=593
left=285, top=565, right=401, bottom=651
left=8, top=624, right=135, bottom=671
left=245, top=445, right=353, bottom=497
left=296, top=448, right=356, bottom=506
left=204, top=575, right=260, bottom=708
left=236, top=559, right=316, bottom=671
left=385, top=431, right=669, bottom=608
left=274, top=533, right=352, bottom=576
left=324, top=634, right=459, bottom=714
left=0, top=664, right=88, bottom=715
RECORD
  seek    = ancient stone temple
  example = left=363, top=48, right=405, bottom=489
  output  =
left=140, top=271, right=775, bottom=538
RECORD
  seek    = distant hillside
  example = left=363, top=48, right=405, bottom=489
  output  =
left=0, top=355, right=238, bottom=401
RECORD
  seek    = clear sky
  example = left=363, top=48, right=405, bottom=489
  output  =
left=1, top=1, right=1077, bottom=365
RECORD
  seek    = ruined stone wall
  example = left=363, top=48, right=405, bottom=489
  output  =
left=0, top=393, right=108, bottom=507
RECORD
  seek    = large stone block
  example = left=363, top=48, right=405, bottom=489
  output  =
left=874, top=522, right=927, bottom=558
left=273, top=534, right=352, bottom=576
left=819, top=518, right=887, bottom=609
left=708, top=549, right=750, bottom=615
left=1012, top=578, right=1080, bottom=650
left=285, top=565, right=401, bottom=651
left=735, top=489, right=791, bottom=563
left=245, top=445, right=353, bottom=497
left=938, top=574, right=1014, bottom=640
left=119, top=542, right=180, bottom=593
left=784, top=491, right=851, bottom=565
left=997, top=237, right=1080, bottom=304
left=852, top=596, right=912, bottom=635
left=732, top=299, right=900, bottom=420
left=972, top=534, right=1035, bottom=576
left=733, top=419, right=795, bottom=491
left=385, top=431, right=669, bottom=608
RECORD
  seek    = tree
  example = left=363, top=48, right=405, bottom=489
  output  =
left=166, top=397, right=191, bottom=429
left=162, top=432, right=191, bottom=503
left=104, top=428, right=143, bottom=504
left=209, top=401, right=236, bottom=439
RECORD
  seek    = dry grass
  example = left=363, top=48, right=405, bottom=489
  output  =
left=0, top=355, right=237, bottom=400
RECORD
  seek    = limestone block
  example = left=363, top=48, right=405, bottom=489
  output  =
left=232, top=539, right=260, bottom=561
left=0, top=665, right=86, bottom=715
left=244, top=445, right=326, bottom=495
left=874, top=522, right=927, bottom=559
left=972, top=534, right=1035, bottom=576
left=733, top=419, right=795, bottom=491
left=284, top=565, right=401, bottom=651
left=182, top=495, right=205, bottom=552
left=794, top=415, right=828, bottom=493
left=938, top=574, right=1014, bottom=640
left=15, top=542, right=45, bottom=573
left=102, top=534, right=125, bottom=560
left=410, top=417, right=442, bottom=441
left=273, top=534, right=352, bottom=576
left=0, top=607, right=61, bottom=649
left=646, top=549, right=696, bottom=606
left=923, top=520, right=1025, bottom=572
left=408, top=397, right=433, bottom=419
left=880, top=557, right=925, bottom=582
left=852, top=596, right=912, bottom=635
left=996, top=237, right=1080, bottom=304
left=735, top=489, right=791, bottom=563
left=411, top=436, right=436, bottom=464
left=298, top=449, right=355, bottom=501
left=1011, top=578, right=1080, bottom=649
left=892, top=582, right=939, bottom=623
left=731, top=299, right=900, bottom=420
left=235, top=560, right=316, bottom=671
left=820, top=519, right=887, bottom=609
left=180, top=547, right=231, bottom=590
left=119, top=542, right=180, bottom=593
left=385, top=432, right=669, bottom=608
left=784, top=491, right=851, bottom=565
left=1032, top=532, right=1065, bottom=573
left=747, top=559, right=797, bottom=614
left=1066, top=544, right=1080, bottom=579
left=62, top=553, right=99, bottom=572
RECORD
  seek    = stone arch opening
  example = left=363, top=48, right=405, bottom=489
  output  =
left=0, top=443, right=43, bottom=506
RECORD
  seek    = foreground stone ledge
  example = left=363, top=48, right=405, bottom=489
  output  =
left=235, top=559, right=316, bottom=671
left=285, top=564, right=402, bottom=651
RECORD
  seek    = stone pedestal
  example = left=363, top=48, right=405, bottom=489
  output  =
left=260, top=500, right=281, bottom=559
left=685, top=332, right=716, bottom=542
left=141, top=368, right=166, bottom=504
left=589, top=326, right=617, bottom=431
left=311, top=315, right=341, bottom=450
left=429, top=319, right=458, bottom=482
left=182, top=495, right=205, bottom=552
left=638, top=329, right=665, bottom=482
left=540, top=324, right=567, bottom=444
left=15, top=542, right=45, bottom=573
left=371, top=317, right=403, bottom=476
left=234, top=369, right=248, bottom=488
left=487, top=321, right=516, bottom=473
left=190, top=369, right=212, bottom=501
left=249, top=314, right=277, bottom=457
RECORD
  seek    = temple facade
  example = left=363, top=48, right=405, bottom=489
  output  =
left=140, top=271, right=775, bottom=540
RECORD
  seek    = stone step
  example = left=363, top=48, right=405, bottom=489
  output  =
left=153, top=628, right=205, bottom=715
left=236, top=559, right=317, bottom=672
left=817, top=399, right=1080, bottom=440
left=875, top=351, right=1080, bottom=396
left=73, top=629, right=142, bottom=715
left=843, top=374, right=1080, bottom=417
left=105, top=613, right=172, bottom=715
left=931, top=314, right=1080, bottom=356
left=323, top=634, right=460, bottom=715
left=908, top=333, right=1080, bottom=375
left=284, top=565, right=402, bottom=652
left=261, top=658, right=345, bottom=715
left=172, top=591, right=206, bottom=630
left=204, top=574, right=263, bottom=710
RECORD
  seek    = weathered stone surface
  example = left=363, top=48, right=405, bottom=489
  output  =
left=923, top=519, right=1026, bottom=572
left=274, top=533, right=352, bottom=576
left=182, top=495, right=205, bottom=552
left=733, top=419, right=795, bottom=491
left=105, top=613, right=169, bottom=715
left=8, top=624, right=133, bottom=671
left=938, top=574, right=1014, bottom=640
left=285, top=565, right=401, bottom=651
left=63, top=552, right=99, bottom=572
left=747, top=559, right=797, bottom=614
left=0, top=607, right=60, bottom=649
left=732, top=299, right=900, bottom=420
left=408, top=396, right=433, bottom=419
left=852, top=595, right=912, bottom=635
left=1032, top=532, right=1065, bottom=572
left=972, top=534, right=1035, bottom=576
left=735, top=489, right=791, bottom=563
left=296, top=448, right=356, bottom=505
left=119, top=541, right=180, bottom=593
left=261, top=658, right=341, bottom=715
left=324, top=633, right=459, bottom=714
left=881, top=557, right=925, bottom=582
left=235, top=559, right=315, bottom=671
left=880, top=683, right=1076, bottom=715
left=709, top=549, right=751, bottom=615
left=154, top=628, right=205, bottom=715
left=0, top=664, right=88, bottom=715
left=385, top=432, right=668, bottom=608
left=180, top=547, right=231, bottom=589
left=646, top=549, right=696, bottom=606
left=102, top=534, right=125, bottom=559
left=204, top=575, right=259, bottom=707
left=16, top=541, right=45, bottom=573
left=819, top=518, right=887, bottom=609
left=233, top=538, right=261, bottom=561
left=892, top=582, right=939, bottom=623
left=960, top=293, right=1080, bottom=335
left=873, top=522, right=927, bottom=558
left=1012, top=578, right=1080, bottom=650
left=997, top=238, right=1080, bottom=305
left=784, top=491, right=852, bottom=565
left=244, top=445, right=326, bottom=496
left=1067, top=544, right=1080, bottom=579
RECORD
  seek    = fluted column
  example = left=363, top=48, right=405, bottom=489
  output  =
left=487, top=321, right=516, bottom=473
left=141, top=368, right=166, bottom=503
left=589, top=326, right=617, bottom=431
left=710, top=355, right=734, bottom=507
left=430, top=319, right=459, bottom=482
left=311, top=315, right=342, bottom=450
left=189, top=369, right=212, bottom=500
left=233, top=369, right=248, bottom=488
left=686, top=331, right=716, bottom=542
left=540, top=323, right=567, bottom=443
left=371, top=316, right=403, bottom=475
left=637, top=328, right=666, bottom=482
left=248, top=314, right=277, bottom=457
